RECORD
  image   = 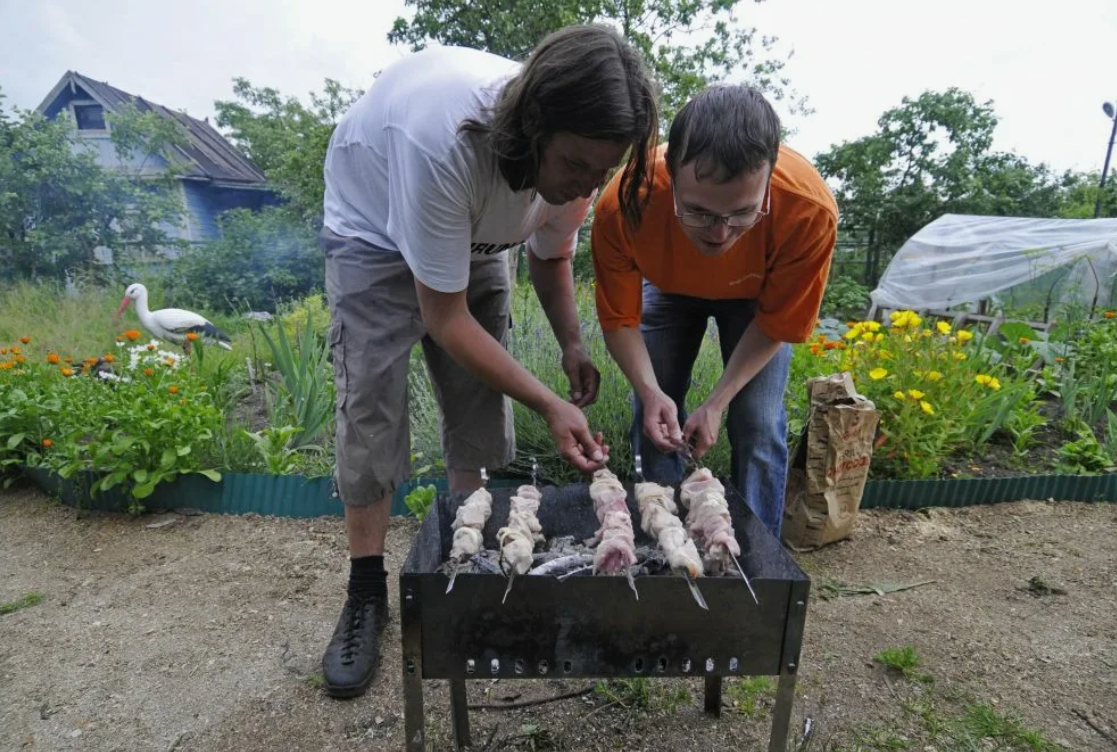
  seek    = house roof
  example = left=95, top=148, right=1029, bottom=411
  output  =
left=37, top=71, right=268, bottom=187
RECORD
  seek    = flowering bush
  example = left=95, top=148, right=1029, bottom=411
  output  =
left=0, top=336, right=222, bottom=508
left=809, top=312, right=1035, bottom=478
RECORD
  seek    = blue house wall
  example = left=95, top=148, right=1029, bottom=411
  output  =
left=181, top=182, right=278, bottom=242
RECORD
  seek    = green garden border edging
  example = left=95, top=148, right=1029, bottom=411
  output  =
left=18, top=467, right=521, bottom=518
left=861, top=473, right=1117, bottom=509
left=19, top=467, right=1117, bottom=518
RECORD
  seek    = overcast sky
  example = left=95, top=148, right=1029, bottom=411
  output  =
left=2, top=0, right=1116, bottom=174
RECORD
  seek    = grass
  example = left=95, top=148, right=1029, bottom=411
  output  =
left=846, top=646, right=1065, bottom=752
left=0, top=591, right=44, bottom=615
left=592, top=677, right=691, bottom=715
left=724, top=675, right=775, bottom=717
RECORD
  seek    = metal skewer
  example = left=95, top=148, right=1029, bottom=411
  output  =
left=626, top=568, right=639, bottom=600
left=446, top=466, right=491, bottom=595
left=502, top=573, right=515, bottom=604
left=531, top=456, right=539, bottom=488
left=730, top=550, right=759, bottom=605
left=682, top=569, right=709, bottom=610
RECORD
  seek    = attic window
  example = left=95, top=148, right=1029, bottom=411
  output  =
left=74, top=104, right=106, bottom=131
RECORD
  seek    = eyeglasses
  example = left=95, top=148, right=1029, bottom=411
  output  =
left=673, top=182, right=771, bottom=229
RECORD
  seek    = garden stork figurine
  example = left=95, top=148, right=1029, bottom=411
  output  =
left=115, top=283, right=233, bottom=354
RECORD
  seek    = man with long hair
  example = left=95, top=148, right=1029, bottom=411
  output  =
left=593, top=84, right=837, bottom=540
left=319, top=25, right=659, bottom=699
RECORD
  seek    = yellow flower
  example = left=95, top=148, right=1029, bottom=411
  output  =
left=869, top=367, right=888, bottom=380
left=957, top=330, right=974, bottom=343
left=954, top=352, right=967, bottom=360
left=975, top=374, right=992, bottom=386
left=908, top=389, right=925, bottom=399
left=903, top=335, right=913, bottom=343
left=894, top=391, right=906, bottom=400
left=922, top=329, right=933, bottom=338
left=988, top=378, right=1001, bottom=390
left=1019, top=337, right=1030, bottom=344
left=865, top=321, right=882, bottom=332
left=889, top=310, right=923, bottom=329
left=862, top=331, right=875, bottom=342
left=920, top=400, right=935, bottom=415
left=926, top=371, right=943, bottom=382
left=937, top=321, right=952, bottom=334
left=844, top=329, right=861, bottom=340
left=874, top=333, right=884, bottom=342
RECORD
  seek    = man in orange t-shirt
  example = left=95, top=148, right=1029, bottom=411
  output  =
left=592, top=84, right=837, bottom=537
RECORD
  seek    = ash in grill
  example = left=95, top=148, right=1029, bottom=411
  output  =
left=401, top=474, right=810, bottom=752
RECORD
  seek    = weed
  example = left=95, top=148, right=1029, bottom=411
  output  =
left=0, top=591, right=44, bottom=615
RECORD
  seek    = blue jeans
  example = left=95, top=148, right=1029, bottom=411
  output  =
left=630, top=282, right=791, bottom=539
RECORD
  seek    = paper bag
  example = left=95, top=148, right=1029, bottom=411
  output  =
left=782, top=372, right=881, bottom=551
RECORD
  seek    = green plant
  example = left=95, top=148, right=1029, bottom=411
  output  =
left=1056, top=421, right=1112, bottom=474
left=954, top=704, right=1062, bottom=751
left=244, top=426, right=303, bottom=474
left=724, top=676, right=774, bottom=717
left=592, top=677, right=690, bottom=714
left=1004, top=402, right=1047, bottom=461
left=873, top=646, right=929, bottom=683
left=0, top=591, right=44, bottom=615
left=404, top=483, right=437, bottom=519
left=256, top=312, right=334, bottom=452
left=820, top=274, right=871, bottom=320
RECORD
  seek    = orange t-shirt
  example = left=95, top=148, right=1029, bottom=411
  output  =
left=591, top=145, right=838, bottom=343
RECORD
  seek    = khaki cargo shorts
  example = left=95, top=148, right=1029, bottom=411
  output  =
left=321, top=227, right=515, bottom=507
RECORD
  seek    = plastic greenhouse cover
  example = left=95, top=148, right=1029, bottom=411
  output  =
left=870, top=214, right=1117, bottom=312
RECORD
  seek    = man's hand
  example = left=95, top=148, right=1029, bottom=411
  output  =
left=543, top=399, right=610, bottom=473
left=561, top=345, right=600, bottom=408
left=641, top=388, right=684, bottom=452
left=682, top=400, right=724, bottom=458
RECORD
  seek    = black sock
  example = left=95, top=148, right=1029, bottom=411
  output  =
left=348, top=555, right=387, bottom=601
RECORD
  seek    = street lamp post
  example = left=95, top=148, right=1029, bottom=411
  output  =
left=1097, top=101, right=1117, bottom=219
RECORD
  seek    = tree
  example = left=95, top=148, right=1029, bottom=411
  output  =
left=388, top=0, right=807, bottom=123
left=214, top=78, right=362, bottom=227
left=0, top=89, right=186, bottom=283
left=815, top=89, right=1070, bottom=285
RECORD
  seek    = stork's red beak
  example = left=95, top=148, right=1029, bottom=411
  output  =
left=114, top=296, right=132, bottom=320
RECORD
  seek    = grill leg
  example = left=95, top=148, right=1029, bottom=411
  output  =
left=401, top=581, right=425, bottom=752
left=450, top=679, right=471, bottom=749
left=704, top=676, right=722, bottom=716
left=768, top=670, right=798, bottom=752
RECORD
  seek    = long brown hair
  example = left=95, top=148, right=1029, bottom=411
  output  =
left=462, top=24, right=659, bottom=229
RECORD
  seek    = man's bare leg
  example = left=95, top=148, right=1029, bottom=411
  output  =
left=448, top=469, right=482, bottom=496
left=346, top=497, right=391, bottom=557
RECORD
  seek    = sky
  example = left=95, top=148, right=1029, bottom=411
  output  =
left=2, top=0, right=1116, bottom=174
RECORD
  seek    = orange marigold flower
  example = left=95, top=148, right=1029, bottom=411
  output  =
left=116, top=336, right=123, bottom=343
left=124, top=329, right=142, bottom=341
left=144, top=367, right=154, bottom=376
left=165, top=357, right=176, bottom=366
left=1105, top=311, right=1116, bottom=319
left=1019, top=337, right=1030, bottom=344
left=168, top=385, right=179, bottom=394
left=0, top=347, right=6, bottom=355
left=61, top=367, right=75, bottom=377
left=19, top=336, right=29, bottom=344
left=102, top=354, right=115, bottom=363
left=42, top=438, right=53, bottom=448
left=0, top=362, right=13, bottom=370
left=14, top=355, right=25, bottom=364
left=11, top=346, right=21, bottom=354
left=147, top=344, right=156, bottom=351
left=63, top=356, right=73, bottom=363
left=46, top=353, right=60, bottom=364
left=1054, top=356, right=1065, bottom=363
left=185, top=331, right=199, bottom=341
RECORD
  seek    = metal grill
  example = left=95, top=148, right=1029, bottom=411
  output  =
left=399, top=478, right=810, bottom=751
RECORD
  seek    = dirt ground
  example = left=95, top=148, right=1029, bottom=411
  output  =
left=2, top=482, right=1116, bottom=752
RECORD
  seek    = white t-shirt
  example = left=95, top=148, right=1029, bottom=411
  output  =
left=322, top=45, right=592, bottom=294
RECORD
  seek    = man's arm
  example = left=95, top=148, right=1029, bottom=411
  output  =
left=415, top=280, right=608, bottom=472
left=528, top=251, right=600, bottom=407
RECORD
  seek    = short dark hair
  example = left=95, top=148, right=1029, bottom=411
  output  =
left=666, top=85, right=781, bottom=183
left=462, top=24, right=660, bottom=229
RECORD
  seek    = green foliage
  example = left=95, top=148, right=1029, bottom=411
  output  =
left=388, top=0, right=808, bottom=124
left=593, top=677, right=690, bottom=714
left=0, top=591, right=44, bottom=615
left=254, top=312, right=335, bottom=451
left=170, top=206, right=323, bottom=313
left=873, top=646, right=928, bottom=683
left=820, top=273, right=870, bottom=320
left=815, top=89, right=1103, bottom=284
left=724, top=676, right=774, bottom=717
left=214, top=78, right=362, bottom=227
left=0, top=90, right=186, bottom=282
left=404, top=483, right=438, bottom=519
left=244, top=425, right=302, bottom=474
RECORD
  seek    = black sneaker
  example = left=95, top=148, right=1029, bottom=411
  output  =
left=321, top=593, right=389, bottom=698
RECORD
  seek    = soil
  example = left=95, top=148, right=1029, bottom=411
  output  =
left=2, top=481, right=1116, bottom=752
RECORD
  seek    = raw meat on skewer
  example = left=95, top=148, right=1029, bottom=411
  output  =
left=497, top=483, right=544, bottom=576
left=448, top=486, right=493, bottom=563
left=634, top=481, right=703, bottom=578
left=588, top=468, right=637, bottom=574
left=680, top=468, right=741, bottom=575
